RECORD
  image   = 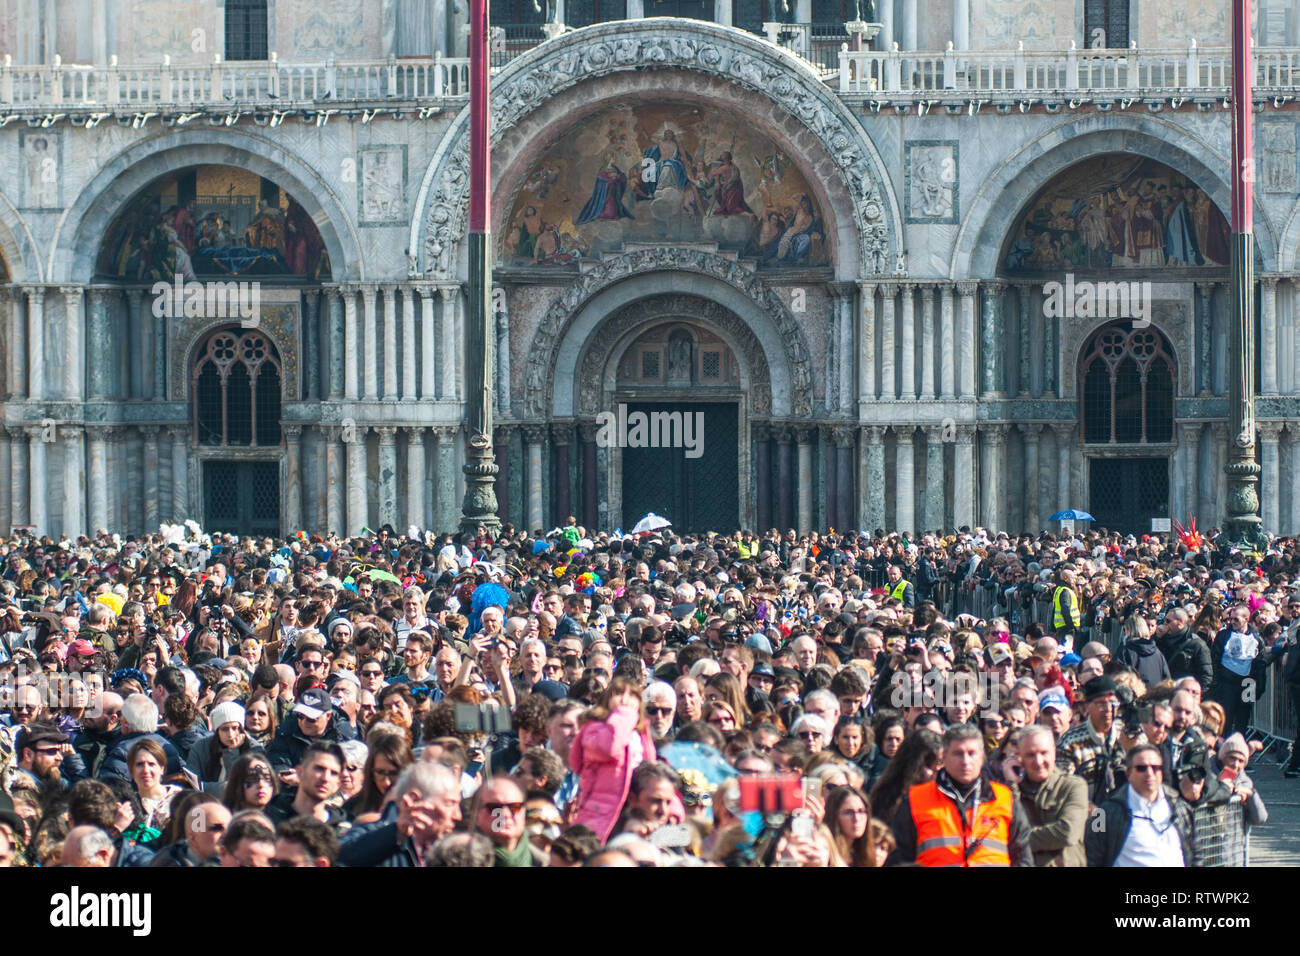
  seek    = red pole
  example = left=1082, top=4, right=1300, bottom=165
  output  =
left=469, top=0, right=489, bottom=235
left=1230, top=0, right=1252, bottom=233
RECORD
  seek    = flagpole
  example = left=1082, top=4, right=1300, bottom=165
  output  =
left=460, top=0, right=501, bottom=538
left=1221, top=0, right=1266, bottom=551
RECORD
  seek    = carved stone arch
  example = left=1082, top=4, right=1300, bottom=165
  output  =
left=51, top=129, right=363, bottom=283
left=524, top=247, right=812, bottom=418
left=951, top=115, right=1278, bottom=279
left=576, top=293, right=774, bottom=416
left=0, top=195, right=38, bottom=281
left=410, top=19, right=900, bottom=281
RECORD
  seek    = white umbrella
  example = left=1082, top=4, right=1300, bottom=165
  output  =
left=631, top=512, right=672, bottom=535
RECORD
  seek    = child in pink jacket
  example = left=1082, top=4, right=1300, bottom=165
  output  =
left=569, top=676, right=657, bottom=842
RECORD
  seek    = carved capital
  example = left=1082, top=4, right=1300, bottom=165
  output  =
left=521, top=424, right=547, bottom=445
left=23, top=286, right=45, bottom=305
left=862, top=425, right=887, bottom=445
left=374, top=426, right=398, bottom=445
left=578, top=420, right=601, bottom=444
left=982, top=423, right=1010, bottom=445
left=793, top=425, right=816, bottom=445
left=551, top=422, right=575, bottom=445
left=1257, top=421, right=1284, bottom=442
left=982, top=280, right=1007, bottom=296
left=1020, top=422, right=1043, bottom=442
left=953, top=423, right=975, bottom=445
left=1050, top=422, right=1075, bottom=442
left=138, top=425, right=162, bottom=439
left=283, top=424, right=305, bottom=441
left=407, top=425, right=429, bottom=443
left=954, top=281, right=979, bottom=297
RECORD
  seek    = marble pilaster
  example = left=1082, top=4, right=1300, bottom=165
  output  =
left=376, top=426, right=398, bottom=528
left=894, top=425, right=915, bottom=534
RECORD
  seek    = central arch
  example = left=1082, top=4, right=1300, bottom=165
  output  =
left=528, top=246, right=813, bottom=418
left=411, top=18, right=900, bottom=281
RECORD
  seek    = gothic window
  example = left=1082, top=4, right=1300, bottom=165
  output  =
left=1079, top=323, right=1175, bottom=445
left=1084, top=0, right=1129, bottom=49
left=193, top=327, right=282, bottom=447
left=225, top=0, right=269, bottom=61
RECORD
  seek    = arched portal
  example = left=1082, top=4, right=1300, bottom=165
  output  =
left=191, top=325, right=284, bottom=536
left=1078, top=320, right=1178, bottom=535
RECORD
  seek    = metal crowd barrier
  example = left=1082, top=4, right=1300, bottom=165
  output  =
left=1247, top=661, right=1296, bottom=757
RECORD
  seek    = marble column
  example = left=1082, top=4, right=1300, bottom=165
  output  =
left=796, top=426, right=814, bottom=534
left=27, top=425, right=47, bottom=534
left=878, top=0, right=893, bottom=47
left=754, top=422, right=772, bottom=531
left=302, top=291, right=321, bottom=400
left=169, top=427, right=188, bottom=521
left=401, top=286, right=418, bottom=402
left=125, top=288, right=144, bottom=399
left=902, top=0, right=917, bottom=48
left=61, top=286, right=85, bottom=402
left=1043, top=306, right=1057, bottom=398
left=141, top=426, right=160, bottom=532
left=493, top=426, right=510, bottom=527
left=342, top=287, right=359, bottom=400
left=1173, top=421, right=1199, bottom=523
left=10, top=428, right=28, bottom=528
left=953, top=425, right=975, bottom=529
left=859, top=283, right=876, bottom=403
left=376, top=426, right=398, bottom=528
left=580, top=422, right=599, bottom=530
left=419, top=284, right=437, bottom=399
left=1259, top=422, right=1283, bottom=532
left=939, top=285, right=956, bottom=400
left=435, top=426, right=458, bottom=533
left=324, top=426, right=344, bottom=534
left=1291, top=427, right=1300, bottom=534
left=553, top=423, right=573, bottom=523
left=523, top=425, right=545, bottom=533
left=25, top=287, right=44, bottom=400
left=899, top=283, right=916, bottom=400
left=61, top=426, right=84, bottom=538
left=496, top=286, right=512, bottom=417
left=956, top=281, right=977, bottom=400
left=1016, top=284, right=1034, bottom=397
left=980, top=281, right=1005, bottom=397
left=381, top=285, right=398, bottom=401
left=406, top=427, right=427, bottom=531
left=952, top=0, right=969, bottom=49
left=978, top=426, right=997, bottom=530
left=1051, top=423, right=1073, bottom=518
left=152, top=292, right=167, bottom=402
left=861, top=426, right=886, bottom=534
left=0, top=429, right=9, bottom=533
left=284, top=425, right=304, bottom=531
left=324, top=289, right=343, bottom=401
left=920, top=285, right=936, bottom=401
left=9, top=287, right=26, bottom=399
left=777, top=426, right=794, bottom=530
left=880, top=284, right=897, bottom=399
left=924, top=424, right=944, bottom=531
left=894, top=425, right=915, bottom=534
left=440, top=286, right=460, bottom=402
left=1022, top=423, right=1042, bottom=532
left=822, top=426, right=838, bottom=531
left=362, top=284, right=380, bottom=401
left=1208, top=422, right=1229, bottom=521
left=1261, top=278, right=1279, bottom=395
left=836, top=428, right=855, bottom=530
left=1196, top=281, right=1215, bottom=395
left=346, top=424, right=368, bottom=535
left=88, top=289, right=114, bottom=400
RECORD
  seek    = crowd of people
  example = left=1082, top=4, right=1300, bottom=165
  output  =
left=0, top=518, right=1290, bottom=867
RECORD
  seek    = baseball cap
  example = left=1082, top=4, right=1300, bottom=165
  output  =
left=293, top=687, right=332, bottom=720
left=1038, top=688, right=1070, bottom=713
left=986, top=644, right=1013, bottom=667
left=67, top=638, right=98, bottom=659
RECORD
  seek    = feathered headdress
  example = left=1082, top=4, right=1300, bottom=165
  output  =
left=1172, top=517, right=1203, bottom=551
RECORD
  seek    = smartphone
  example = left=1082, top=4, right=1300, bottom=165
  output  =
left=790, top=814, right=814, bottom=840
left=802, top=777, right=823, bottom=803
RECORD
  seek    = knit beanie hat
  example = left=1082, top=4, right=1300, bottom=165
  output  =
left=209, top=701, right=246, bottom=732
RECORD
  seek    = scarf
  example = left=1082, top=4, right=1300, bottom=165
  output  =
left=493, top=839, right=533, bottom=868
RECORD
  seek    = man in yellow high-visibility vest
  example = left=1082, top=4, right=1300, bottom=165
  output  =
left=885, top=563, right=915, bottom=609
left=1051, top=569, right=1081, bottom=638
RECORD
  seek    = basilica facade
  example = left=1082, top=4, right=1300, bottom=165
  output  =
left=2, top=0, right=1300, bottom=538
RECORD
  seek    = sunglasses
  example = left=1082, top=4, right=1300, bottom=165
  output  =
left=361, top=669, right=384, bottom=678
left=645, top=707, right=673, bottom=717
left=300, top=660, right=325, bottom=671
left=483, top=801, right=523, bottom=814
left=1131, top=764, right=1163, bottom=773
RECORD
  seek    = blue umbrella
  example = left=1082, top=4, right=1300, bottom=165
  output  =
left=658, top=741, right=737, bottom=788
left=1049, top=509, right=1095, bottom=522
